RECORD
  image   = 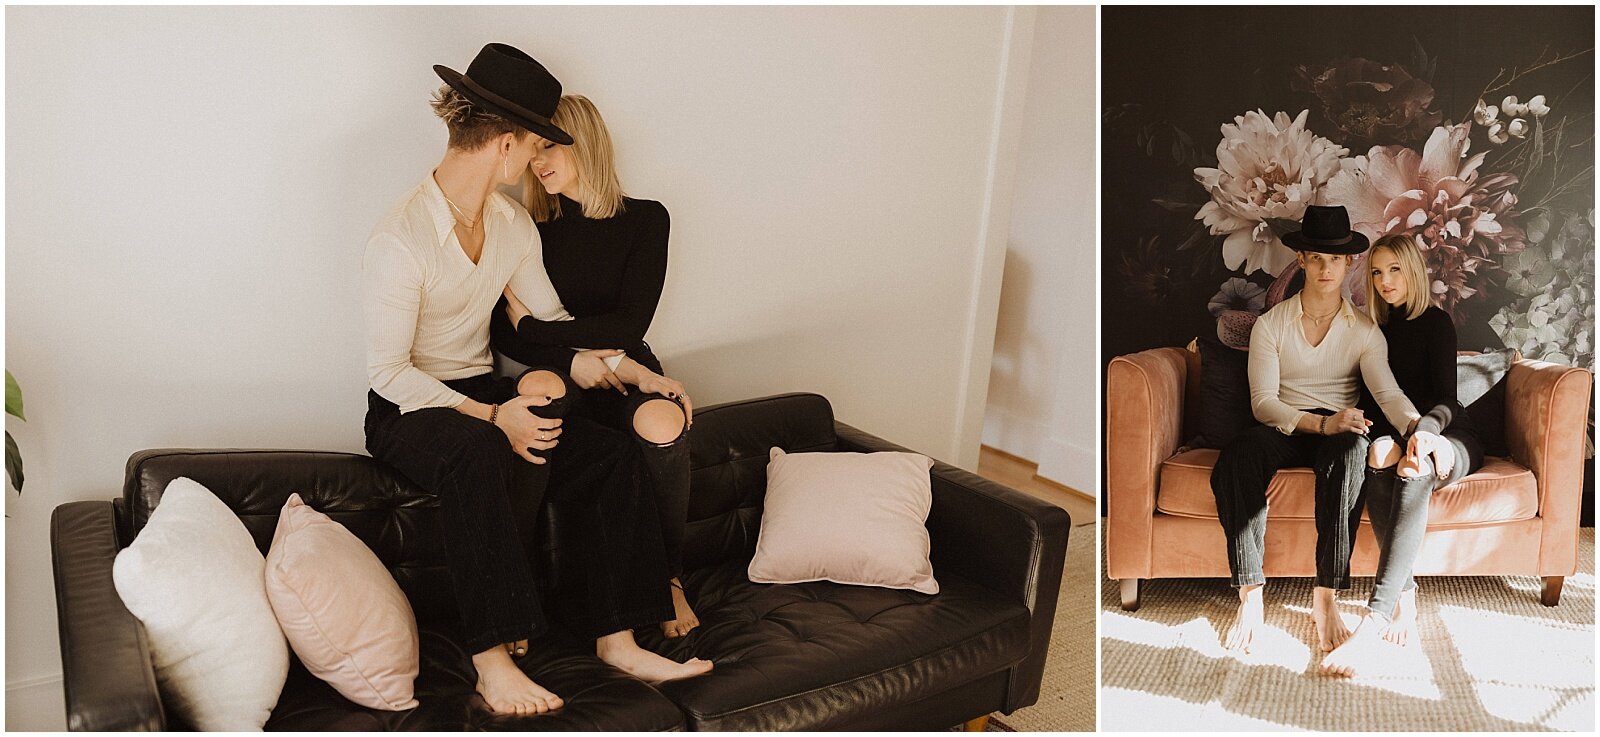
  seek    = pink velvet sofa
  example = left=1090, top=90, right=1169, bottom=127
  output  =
left=1106, top=346, right=1592, bottom=610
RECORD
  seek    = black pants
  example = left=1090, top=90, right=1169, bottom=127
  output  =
left=1364, top=431, right=1482, bottom=619
left=1210, top=415, right=1370, bottom=589
left=364, top=371, right=673, bottom=652
left=573, top=348, right=691, bottom=580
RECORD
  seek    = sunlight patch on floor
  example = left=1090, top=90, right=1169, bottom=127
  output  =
left=1441, top=604, right=1596, bottom=729
left=1100, top=688, right=1303, bottom=732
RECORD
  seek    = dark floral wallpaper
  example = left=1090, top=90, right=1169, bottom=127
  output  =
left=1103, top=5, right=1593, bottom=367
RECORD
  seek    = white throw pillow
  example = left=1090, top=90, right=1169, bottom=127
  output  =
left=748, top=448, right=939, bottom=594
left=112, top=477, right=289, bottom=731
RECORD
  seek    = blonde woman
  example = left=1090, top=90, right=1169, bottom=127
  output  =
left=489, top=95, right=700, bottom=639
left=1321, top=233, right=1485, bottom=677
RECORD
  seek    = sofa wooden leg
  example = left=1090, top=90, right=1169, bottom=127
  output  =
left=1542, top=576, right=1564, bottom=607
left=1120, top=578, right=1140, bottom=611
left=963, top=715, right=991, bottom=732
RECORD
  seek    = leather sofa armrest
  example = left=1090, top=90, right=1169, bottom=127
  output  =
left=51, top=501, right=165, bottom=731
left=833, top=421, right=1070, bottom=713
left=1105, top=347, right=1189, bottom=580
left=1505, top=360, right=1593, bottom=576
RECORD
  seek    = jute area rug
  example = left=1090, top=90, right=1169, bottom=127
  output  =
left=1101, top=529, right=1595, bottom=731
left=978, top=521, right=1095, bottom=731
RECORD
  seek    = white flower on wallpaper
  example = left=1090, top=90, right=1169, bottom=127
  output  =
left=1193, top=110, right=1349, bottom=276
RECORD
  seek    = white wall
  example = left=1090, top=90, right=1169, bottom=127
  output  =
left=4, top=6, right=1037, bottom=728
left=982, top=5, right=1099, bottom=493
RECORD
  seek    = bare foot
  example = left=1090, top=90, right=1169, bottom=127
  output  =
left=472, top=646, right=563, bottom=715
left=597, top=630, right=714, bottom=685
left=1223, top=584, right=1264, bottom=653
left=1381, top=588, right=1417, bottom=646
left=1311, top=587, right=1352, bottom=653
left=661, top=579, right=701, bottom=639
left=505, top=639, right=528, bottom=658
left=1321, top=613, right=1386, bottom=677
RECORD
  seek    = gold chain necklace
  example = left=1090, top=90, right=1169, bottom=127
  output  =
left=441, top=194, right=483, bottom=229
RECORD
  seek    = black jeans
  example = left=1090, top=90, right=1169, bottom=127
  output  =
left=1364, top=431, right=1482, bottom=620
left=364, top=370, right=673, bottom=652
left=573, top=348, right=691, bottom=580
left=1210, top=415, right=1370, bottom=589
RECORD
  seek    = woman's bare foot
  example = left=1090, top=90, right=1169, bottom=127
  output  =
left=1311, top=587, right=1353, bottom=652
left=597, top=630, right=714, bottom=685
left=1223, top=584, right=1264, bottom=653
left=1320, top=613, right=1386, bottom=677
left=661, top=579, right=700, bottom=639
left=472, top=646, right=563, bottom=715
left=1381, top=588, right=1417, bottom=646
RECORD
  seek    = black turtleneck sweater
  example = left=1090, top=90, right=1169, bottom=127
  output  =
left=490, top=194, right=670, bottom=374
left=1359, top=305, right=1474, bottom=441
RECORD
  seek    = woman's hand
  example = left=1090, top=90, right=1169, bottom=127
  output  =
left=570, top=349, right=627, bottom=393
left=1407, top=431, right=1455, bottom=479
left=503, top=287, right=532, bottom=324
left=1325, top=408, right=1371, bottom=435
left=635, top=372, right=693, bottom=421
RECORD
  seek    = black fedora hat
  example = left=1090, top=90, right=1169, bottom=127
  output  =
left=434, top=43, right=573, bottom=145
left=1281, top=205, right=1370, bottom=255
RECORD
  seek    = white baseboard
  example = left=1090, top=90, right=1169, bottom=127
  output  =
left=1037, top=436, right=1096, bottom=496
left=6, top=674, right=66, bottom=731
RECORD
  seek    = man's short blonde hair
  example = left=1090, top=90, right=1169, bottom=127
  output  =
left=430, top=84, right=529, bottom=151
left=523, top=95, right=626, bottom=221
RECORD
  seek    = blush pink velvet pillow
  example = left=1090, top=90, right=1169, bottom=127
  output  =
left=265, top=494, right=419, bottom=711
left=748, top=448, right=939, bottom=594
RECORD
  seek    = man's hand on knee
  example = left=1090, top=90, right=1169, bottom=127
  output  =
left=496, top=394, right=563, bottom=464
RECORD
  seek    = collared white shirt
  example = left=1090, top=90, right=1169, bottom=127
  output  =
left=1247, top=293, right=1420, bottom=434
left=363, top=174, right=570, bottom=413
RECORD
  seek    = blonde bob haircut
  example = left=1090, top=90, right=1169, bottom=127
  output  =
left=523, top=95, right=626, bottom=222
left=1366, top=233, right=1432, bottom=325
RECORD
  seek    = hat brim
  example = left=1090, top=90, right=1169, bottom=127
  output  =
left=1281, top=230, right=1370, bottom=255
left=433, top=65, right=574, bottom=146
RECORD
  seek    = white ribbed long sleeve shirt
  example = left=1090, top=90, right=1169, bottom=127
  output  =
left=1247, top=294, right=1420, bottom=435
left=363, top=175, right=572, bottom=413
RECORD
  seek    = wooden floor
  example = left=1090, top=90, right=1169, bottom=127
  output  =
left=974, top=447, right=1097, bottom=527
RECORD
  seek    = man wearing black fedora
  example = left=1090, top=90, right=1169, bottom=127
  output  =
left=361, top=43, right=710, bottom=716
left=1206, top=205, right=1421, bottom=657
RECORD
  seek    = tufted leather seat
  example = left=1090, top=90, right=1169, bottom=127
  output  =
left=52, top=393, right=1071, bottom=731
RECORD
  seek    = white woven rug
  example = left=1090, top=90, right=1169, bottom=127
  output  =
left=1101, top=529, right=1595, bottom=731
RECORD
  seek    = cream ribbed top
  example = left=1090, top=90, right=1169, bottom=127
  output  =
left=1247, top=294, right=1420, bottom=435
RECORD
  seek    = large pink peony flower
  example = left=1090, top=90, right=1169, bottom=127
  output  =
left=1194, top=110, right=1349, bottom=276
left=1323, top=122, right=1528, bottom=321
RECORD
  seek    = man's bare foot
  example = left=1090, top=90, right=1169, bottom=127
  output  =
left=1223, top=584, right=1264, bottom=653
left=597, top=630, right=714, bottom=685
left=661, top=579, right=700, bottom=639
left=472, top=646, right=563, bottom=715
left=1320, top=613, right=1386, bottom=677
left=1311, top=587, right=1353, bottom=653
left=1381, top=588, right=1417, bottom=646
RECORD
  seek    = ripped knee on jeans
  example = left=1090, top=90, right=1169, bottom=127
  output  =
left=517, top=369, right=569, bottom=406
left=1369, top=436, right=1400, bottom=469
left=633, top=397, right=686, bottom=446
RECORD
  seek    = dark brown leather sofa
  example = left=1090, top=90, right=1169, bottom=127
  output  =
left=52, top=393, right=1070, bottom=731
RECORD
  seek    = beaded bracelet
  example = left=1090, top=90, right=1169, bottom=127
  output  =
left=489, top=404, right=500, bottom=425
left=1318, top=415, right=1328, bottom=435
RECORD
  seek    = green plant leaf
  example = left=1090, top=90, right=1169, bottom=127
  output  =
left=4, top=371, right=22, bottom=421
left=5, top=431, right=22, bottom=492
